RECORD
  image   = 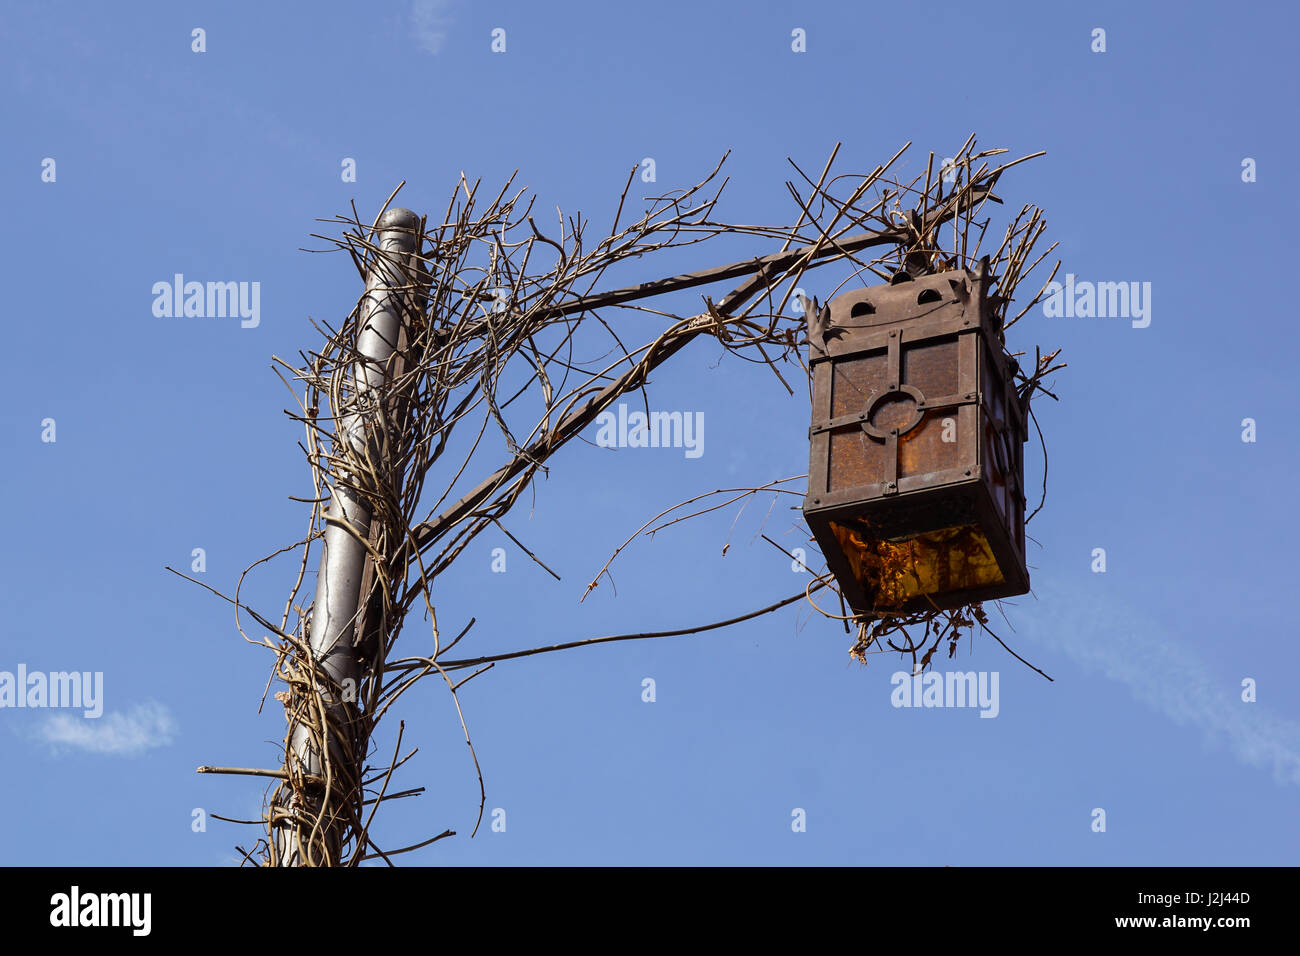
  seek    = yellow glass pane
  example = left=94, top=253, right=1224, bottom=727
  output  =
left=830, top=519, right=1005, bottom=610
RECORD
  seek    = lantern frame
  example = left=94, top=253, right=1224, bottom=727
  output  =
left=803, top=261, right=1030, bottom=616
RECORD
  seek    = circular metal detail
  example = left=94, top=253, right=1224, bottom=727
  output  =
left=861, top=384, right=926, bottom=440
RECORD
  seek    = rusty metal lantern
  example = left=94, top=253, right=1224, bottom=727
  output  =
left=802, top=260, right=1029, bottom=616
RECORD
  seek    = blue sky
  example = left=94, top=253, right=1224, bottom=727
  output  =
left=2, top=0, right=1298, bottom=865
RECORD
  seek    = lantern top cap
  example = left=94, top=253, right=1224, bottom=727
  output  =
left=826, top=266, right=983, bottom=313
left=805, top=260, right=999, bottom=363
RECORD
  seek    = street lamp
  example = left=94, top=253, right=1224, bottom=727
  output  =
left=803, top=260, right=1029, bottom=616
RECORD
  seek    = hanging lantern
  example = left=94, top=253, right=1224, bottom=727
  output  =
left=803, top=261, right=1029, bottom=616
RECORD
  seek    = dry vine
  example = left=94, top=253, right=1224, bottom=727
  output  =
left=183, top=134, right=1063, bottom=864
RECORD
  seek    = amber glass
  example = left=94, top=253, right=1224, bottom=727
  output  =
left=829, top=519, right=1006, bottom=610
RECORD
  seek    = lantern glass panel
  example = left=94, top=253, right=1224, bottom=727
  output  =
left=830, top=353, right=886, bottom=417
left=901, top=334, right=959, bottom=396
left=828, top=430, right=884, bottom=492
left=828, top=519, right=1006, bottom=610
left=900, top=409, right=958, bottom=478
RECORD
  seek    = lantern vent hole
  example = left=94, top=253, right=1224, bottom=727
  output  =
left=851, top=300, right=875, bottom=318
left=917, top=288, right=942, bottom=305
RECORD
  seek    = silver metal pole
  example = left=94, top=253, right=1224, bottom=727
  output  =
left=276, top=208, right=422, bottom=865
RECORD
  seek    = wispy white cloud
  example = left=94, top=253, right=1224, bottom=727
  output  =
left=39, top=701, right=176, bottom=756
left=1015, top=577, right=1300, bottom=786
left=411, top=0, right=453, bottom=55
